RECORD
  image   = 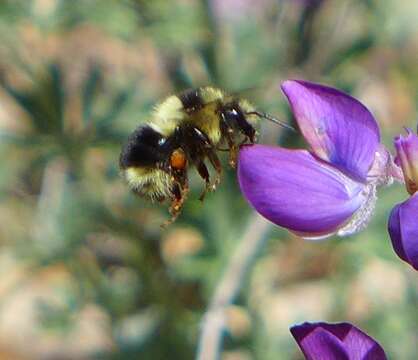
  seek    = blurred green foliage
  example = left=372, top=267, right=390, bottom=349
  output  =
left=0, top=0, right=416, bottom=359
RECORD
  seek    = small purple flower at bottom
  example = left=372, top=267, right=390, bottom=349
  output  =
left=388, top=129, right=418, bottom=270
left=238, top=80, right=397, bottom=239
left=290, top=322, right=387, bottom=360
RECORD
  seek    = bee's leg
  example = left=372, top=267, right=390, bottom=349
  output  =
left=188, top=127, right=222, bottom=191
left=163, top=170, right=189, bottom=226
left=220, top=119, right=238, bottom=168
left=227, top=138, right=238, bottom=167
left=206, top=149, right=222, bottom=189
left=196, top=161, right=211, bottom=201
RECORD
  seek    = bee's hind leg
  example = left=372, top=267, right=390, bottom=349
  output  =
left=163, top=171, right=189, bottom=227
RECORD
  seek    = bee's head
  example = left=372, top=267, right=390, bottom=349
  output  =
left=219, top=100, right=257, bottom=142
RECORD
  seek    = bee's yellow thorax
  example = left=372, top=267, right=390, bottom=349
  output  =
left=188, top=101, right=222, bottom=144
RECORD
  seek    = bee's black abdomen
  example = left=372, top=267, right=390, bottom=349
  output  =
left=179, top=88, right=203, bottom=112
left=119, top=125, right=166, bottom=169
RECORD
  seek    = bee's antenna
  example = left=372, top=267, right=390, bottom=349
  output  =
left=246, top=111, right=296, bottom=132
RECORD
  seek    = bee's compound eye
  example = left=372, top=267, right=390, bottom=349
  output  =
left=170, top=149, right=187, bottom=170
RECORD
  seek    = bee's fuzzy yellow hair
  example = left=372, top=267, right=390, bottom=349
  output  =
left=124, top=167, right=173, bottom=201
left=148, top=87, right=252, bottom=145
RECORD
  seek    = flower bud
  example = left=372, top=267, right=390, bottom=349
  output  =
left=394, top=129, right=418, bottom=195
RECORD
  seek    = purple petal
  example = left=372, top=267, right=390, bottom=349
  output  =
left=340, top=325, right=388, bottom=360
left=394, top=129, right=418, bottom=194
left=388, top=204, right=406, bottom=262
left=238, top=145, right=367, bottom=237
left=281, top=80, right=380, bottom=182
left=291, top=322, right=387, bottom=360
left=291, top=326, right=349, bottom=360
left=388, top=194, right=418, bottom=270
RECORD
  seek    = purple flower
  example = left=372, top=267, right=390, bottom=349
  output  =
left=290, top=322, right=387, bottom=360
left=238, top=80, right=396, bottom=239
left=388, top=129, right=418, bottom=270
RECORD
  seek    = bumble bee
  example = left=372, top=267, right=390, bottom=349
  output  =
left=119, top=86, right=293, bottom=224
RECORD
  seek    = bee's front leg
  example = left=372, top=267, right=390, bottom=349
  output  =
left=220, top=119, right=238, bottom=168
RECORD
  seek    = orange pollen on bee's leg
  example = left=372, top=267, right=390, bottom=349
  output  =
left=170, top=149, right=187, bottom=170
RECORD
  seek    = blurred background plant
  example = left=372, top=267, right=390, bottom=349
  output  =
left=0, top=0, right=416, bottom=359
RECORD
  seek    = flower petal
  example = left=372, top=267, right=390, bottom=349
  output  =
left=291, top=326, right=349, bottom=360
left=238, top=144, right=367, bottom=237
left=394, top=129, right=418, bottom=194
left=290, top=322, right=387, bottom=360
left=388, top=193, right=418, bottom=270
left=281, top=80, right=380, bottom=182
left=339, top=325, right=388, bottom=360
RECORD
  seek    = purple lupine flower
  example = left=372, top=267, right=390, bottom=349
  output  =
left=290, top=322, right=387, bottom=360
left=238, top=80, right=397, bottom=239
left=388, top=129, right=418, bottom=270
